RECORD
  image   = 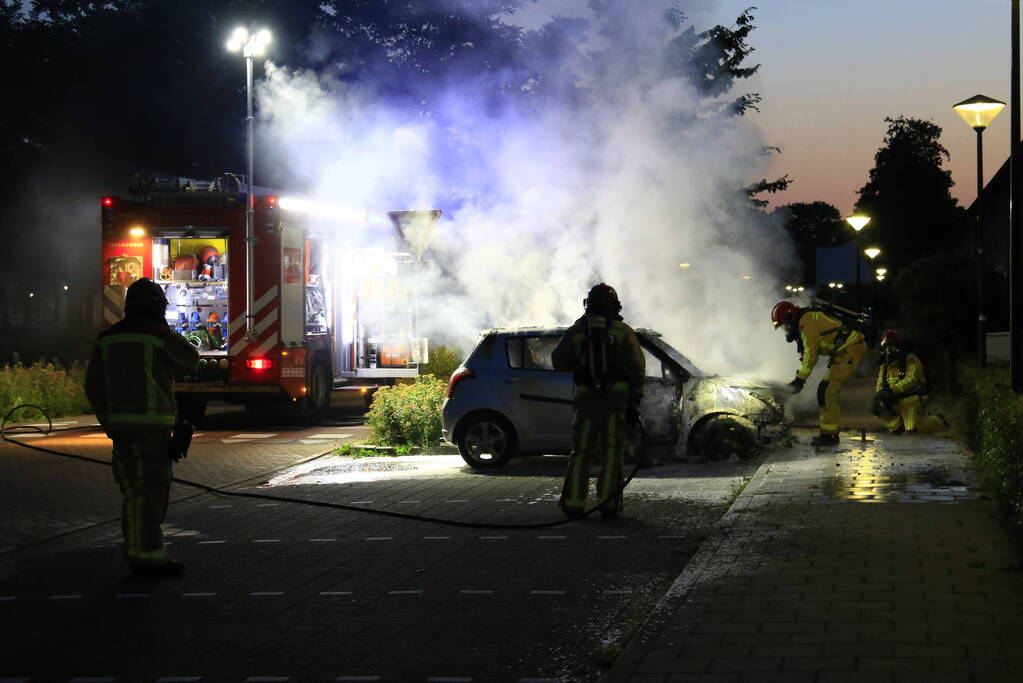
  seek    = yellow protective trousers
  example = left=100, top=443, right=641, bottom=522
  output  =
left=817, top=340, right=867, bottom=435
left=111, top=432, right=174, bottom=566
left=560, top=409, right=626, bottom=515
left=883, top=395, right=945, bottom=434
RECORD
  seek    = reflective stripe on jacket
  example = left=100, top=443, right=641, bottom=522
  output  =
left=796, top=310, right=865, bottom=380
left=85, top=318, right=199, bottom=432
left=551, top=315, right=645, bottom=408
left=876, top=353, right=927, bottom=396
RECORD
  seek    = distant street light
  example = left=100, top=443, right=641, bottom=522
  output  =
left=864, top=246, right=881, bottom=261
left=227, top=26, right=272, bottom=341
left=876, top=267, right=888, bottom=277
left=845, top=214, right=870, bottom=306
left=954, top=94, right=1005, bottom=367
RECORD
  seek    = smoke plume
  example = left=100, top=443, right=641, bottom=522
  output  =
left=257, top=1, right=797, bottom=379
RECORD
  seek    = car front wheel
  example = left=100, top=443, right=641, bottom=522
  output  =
left=457, top=415, right=518, bottom=469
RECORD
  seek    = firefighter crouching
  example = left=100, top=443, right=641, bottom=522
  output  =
left=552, top=283, right=645, bottom=518
left=873, top=330, right=948, bottom=435
left=85, top=278, right=199, bottom=577
left=772, top=300, right=867, bottom=447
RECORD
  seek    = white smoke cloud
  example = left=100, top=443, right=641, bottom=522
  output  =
left=256, top=1, right=798, bottom=380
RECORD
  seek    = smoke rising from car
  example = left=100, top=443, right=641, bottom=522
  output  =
left=257, top=1, right=797, bottom=379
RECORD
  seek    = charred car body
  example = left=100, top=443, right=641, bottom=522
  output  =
left=442, top=326, right=789, bottom=469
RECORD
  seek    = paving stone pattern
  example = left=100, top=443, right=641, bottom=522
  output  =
left=0, top=419, right=753, bottom=682
left=606, top=431, right=1023, bottom=682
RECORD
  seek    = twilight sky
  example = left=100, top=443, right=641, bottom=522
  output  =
left=516, top=0, right=1010, bottom=213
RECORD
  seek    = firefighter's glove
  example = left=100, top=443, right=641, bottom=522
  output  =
left=787, top=377, right=805, bottom=394
left=168, top=420, right=194, bottom=462
left=871, top=388, right=896, bottom=417
left=626, top=406, right=642, bottom=428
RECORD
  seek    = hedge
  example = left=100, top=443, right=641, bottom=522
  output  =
left=960, top=363, right=1023, bottom=532
left=0, top=355, right=92, bottom=424
left=365, top=374, right=446, bottom=448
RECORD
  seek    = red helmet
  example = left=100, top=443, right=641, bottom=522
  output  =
left=584, top=283, right=622, bottom=314
left=880, top=330, right=902, bottom=348
left=771, top=301, right=799, bottom=328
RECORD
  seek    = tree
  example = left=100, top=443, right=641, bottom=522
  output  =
left=774, top=201, right=848, bottom=283
left=855, top=116, right=966, bottom=275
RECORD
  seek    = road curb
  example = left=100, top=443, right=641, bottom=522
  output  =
left=602, top=448, right=779, bottom=681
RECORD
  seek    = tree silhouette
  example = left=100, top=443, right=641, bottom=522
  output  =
left=854, top=116, right=966, bottom=275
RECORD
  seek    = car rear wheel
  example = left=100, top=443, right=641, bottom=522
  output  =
left=457, top=415, right=518, bottom=469
left=692, top=414, right=758, bottom=461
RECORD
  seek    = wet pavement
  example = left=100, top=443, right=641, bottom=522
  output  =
left=606, top=428, right=1023, bottom=682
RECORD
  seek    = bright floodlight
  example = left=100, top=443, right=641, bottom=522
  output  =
left=226, top=26, right=271, bottom=57
left=864, top=247, right=881, bottom=260
left=845, top=214, right=870, bottom=232
left=953, top=94, right=1006, bottom=131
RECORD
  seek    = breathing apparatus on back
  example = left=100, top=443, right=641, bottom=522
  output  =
left=580, top=283, right=626, bottom=396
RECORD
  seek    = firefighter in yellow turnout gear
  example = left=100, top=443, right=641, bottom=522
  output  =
left=552, top=283, right=645, bottom=517
left=772, top=301, right=867, bottom=447
left=873, top=330, right=948, bottom=435
left=86, top=278, right=199, bottom=576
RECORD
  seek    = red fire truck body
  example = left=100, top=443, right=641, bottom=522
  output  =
left=100, top=177, right=432, bottom=416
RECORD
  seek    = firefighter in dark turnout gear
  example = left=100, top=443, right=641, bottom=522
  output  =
left=772, top=300, right=866, bottom=447
left=873, top=330, right=948, bottom=435
left=85, top=278, right=199, bottom=576
left=552, top=283, right=645, bottom=517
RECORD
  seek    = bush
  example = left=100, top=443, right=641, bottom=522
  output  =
left=419, top=345, right=464, bottom=383
left=365, top=374, right=446, bottom=448
left=0, top=354, right=92, bottom=424
left=960, top=363, right=1023, bottom=532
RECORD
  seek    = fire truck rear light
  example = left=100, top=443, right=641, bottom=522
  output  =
left=446, top=367, right=475, bottom=398
left=246, top=358, right=273, bottom=370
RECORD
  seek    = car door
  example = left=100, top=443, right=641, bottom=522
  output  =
left=499, top=333, right=574, bottom=451
left=638, top=341, right=682, bottom=446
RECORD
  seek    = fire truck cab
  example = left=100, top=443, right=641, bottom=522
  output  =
left=100, top=174, right=436, bottom=420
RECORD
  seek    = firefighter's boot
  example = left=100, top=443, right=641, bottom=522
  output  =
left=811, top=433, right=840, bottom=447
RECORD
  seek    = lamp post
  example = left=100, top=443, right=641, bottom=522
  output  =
left=845, top=214, right=870, bottom=307
left=954, top=94, right=1006, bottom=367
left=227, top=26, right=272, bottom=340
left=1012, top=0, right=1022, bottom=391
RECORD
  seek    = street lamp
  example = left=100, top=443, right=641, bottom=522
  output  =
left=864, top=246, right=881, bottom=261
left=227, top=26, right=272, bottom=340
left=954, top=94, right=1005, bottom=367
left=845, top=214, right=870, bottom=306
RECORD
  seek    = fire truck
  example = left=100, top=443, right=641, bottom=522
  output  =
left=100, top=174, right=438, bottom=419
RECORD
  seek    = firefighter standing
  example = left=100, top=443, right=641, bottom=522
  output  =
left=873, top=330, right=948, bottom=434
left=772, top=300, right=867, bottom=447
left=552, top=283, right=645, bottom=517
left=85, top=278, right=199, bottom=576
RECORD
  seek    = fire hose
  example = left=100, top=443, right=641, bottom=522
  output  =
left=1, top=405, right=646, bottom=530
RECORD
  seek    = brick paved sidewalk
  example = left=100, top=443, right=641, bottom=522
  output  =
left=606, top=429, right=1023, bottom=682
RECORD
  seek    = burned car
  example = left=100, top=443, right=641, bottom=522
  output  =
left=442, top=326, right=789, bottom=469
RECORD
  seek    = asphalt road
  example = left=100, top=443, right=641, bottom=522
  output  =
left=1, top=401, right=760, bottom=682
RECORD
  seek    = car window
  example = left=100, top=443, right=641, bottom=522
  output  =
left=642, top=346, right=663, bottom=378
left=506, top=338, right=523, bottom=369
left=524, top=336, right=559, bottom=370
left=505, top=335, right=560, bottom=371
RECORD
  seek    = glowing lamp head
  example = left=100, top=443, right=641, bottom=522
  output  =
left=846, top=214, right=870, bottom=232
left=864, top=247, right=881, bottom=260
left=953, top=94, right=1006, bottom=130
left=876, top=267, right=888, bottom=276
left=128, top=226, right=146, bottom=238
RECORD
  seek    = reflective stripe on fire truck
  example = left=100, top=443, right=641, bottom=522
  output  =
left=103, top=286, right=123, bottom=325
left=228, top=285, right=279, bottom=357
